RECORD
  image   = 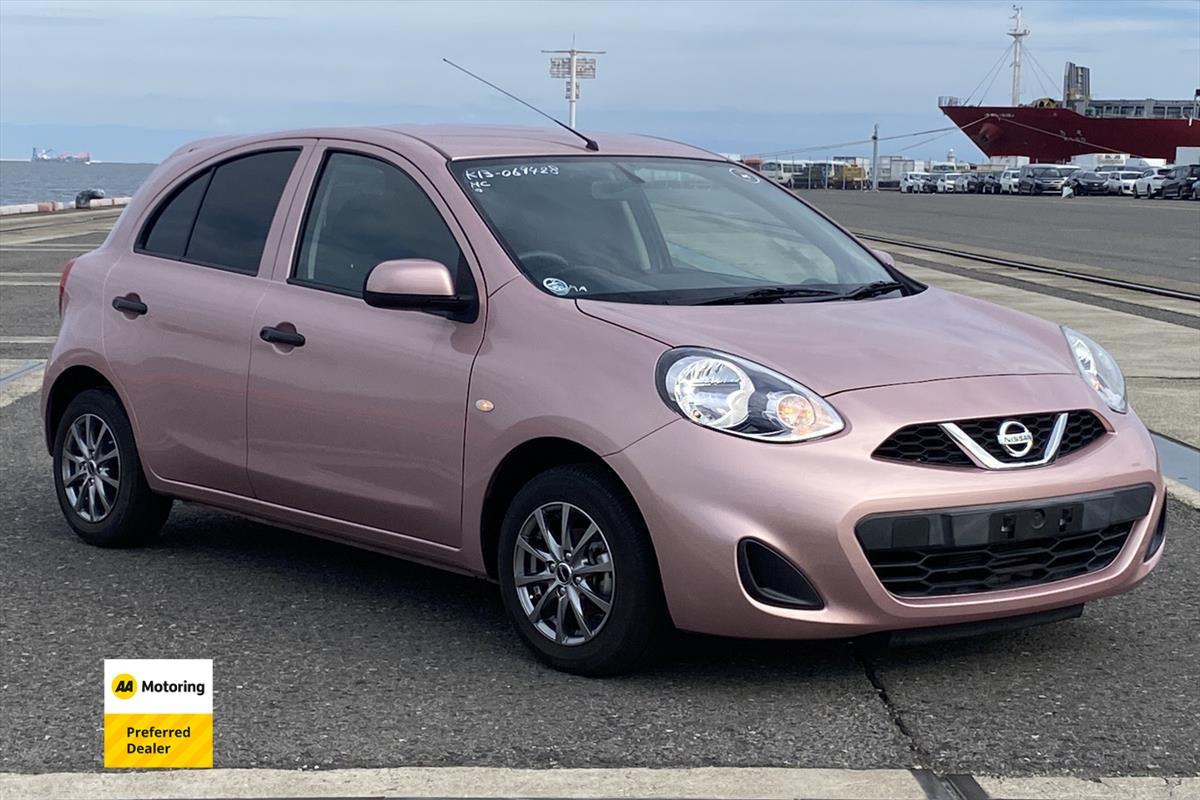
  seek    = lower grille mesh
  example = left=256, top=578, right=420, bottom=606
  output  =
left=865, top=522, right=1132, bottom=597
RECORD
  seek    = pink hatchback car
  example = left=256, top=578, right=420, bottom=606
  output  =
left=43, top=126, right=1165, bottom=674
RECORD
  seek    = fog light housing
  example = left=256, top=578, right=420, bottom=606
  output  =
left=737, top=539, right=824, bottom=609
left=1144, top=505, right=1166, bottom=561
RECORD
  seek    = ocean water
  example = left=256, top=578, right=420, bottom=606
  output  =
left=0, top=160, right=158, bottom=205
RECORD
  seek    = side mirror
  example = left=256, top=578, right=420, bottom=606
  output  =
left=870, top=249, right=895, bottom=268
left=363, top=259, right=476, bottom=321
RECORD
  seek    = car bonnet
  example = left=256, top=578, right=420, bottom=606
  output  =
left=576, top=287, right=1074, bottom=396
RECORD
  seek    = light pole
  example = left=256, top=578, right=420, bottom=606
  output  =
left=543, top=42, right=604, bottom=128
left=870, top=123, right=879, bottom=192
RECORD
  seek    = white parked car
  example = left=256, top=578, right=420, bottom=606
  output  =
left=999, top=169, right=1020, bottom=194
left=1105, top=170, right=1142, bottom=196
left=900, top=171, right=930, bottom=193
left=1133, top=166, right=1172, bottom=198
left=937, top=173, right=962, bottom=193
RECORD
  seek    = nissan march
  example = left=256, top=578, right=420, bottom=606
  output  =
left=43, top=125, right=1165, bottom=675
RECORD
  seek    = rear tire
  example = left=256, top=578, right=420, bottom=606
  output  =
left=52, top=388, right=172, bottom=547
left=497, top=464, right=669, bottom=676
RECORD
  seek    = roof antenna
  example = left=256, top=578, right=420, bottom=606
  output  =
left=443, top=58, right=599, bottom=152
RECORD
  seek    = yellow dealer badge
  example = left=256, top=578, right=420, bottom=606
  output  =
left=103, top=659, right=213, bottom=768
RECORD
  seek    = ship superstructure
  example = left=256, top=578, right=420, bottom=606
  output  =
left=939, top=6, right=1199, bottom=162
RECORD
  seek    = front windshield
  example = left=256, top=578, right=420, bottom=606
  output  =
left=452, top=157, right=901, bottom=304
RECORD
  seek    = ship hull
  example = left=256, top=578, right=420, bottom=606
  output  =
left=940, top=105, right=1200, bottom=162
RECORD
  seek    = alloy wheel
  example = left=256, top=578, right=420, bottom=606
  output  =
left=512, top=502, right=615, bottom=646
left=61, top=413, right=121, bottom=523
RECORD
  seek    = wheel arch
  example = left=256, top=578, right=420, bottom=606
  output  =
left=479, top=436, right=657, bottom=581
left=44, top=365, right=121, bottom=453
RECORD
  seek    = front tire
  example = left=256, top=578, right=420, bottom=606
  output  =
left=52, top=388, right=172, bottom=547
left=498, top=465, right=668, bottom=676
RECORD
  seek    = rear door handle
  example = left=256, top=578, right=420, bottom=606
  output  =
left=259, top=326, right=306, bottom=348
left=112, top=296, right=148, bottom=316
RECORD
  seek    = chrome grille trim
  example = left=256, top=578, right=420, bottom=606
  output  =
left=940, top=412, right=1069, bottom=470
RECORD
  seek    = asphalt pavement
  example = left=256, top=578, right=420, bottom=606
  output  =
left=2, top=384, right=1198, bottom=775
left=1, top=208, right=1199, bottom=786
left=797, top=190, right=1200, bottom=290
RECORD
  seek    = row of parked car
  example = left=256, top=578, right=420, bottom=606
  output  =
left=900, top=163, right=1200, bottom=199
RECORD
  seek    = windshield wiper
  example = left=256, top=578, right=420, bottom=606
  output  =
left=696, top=286, right=841, bottom=305
left=839, top=281, right=905, bottom=301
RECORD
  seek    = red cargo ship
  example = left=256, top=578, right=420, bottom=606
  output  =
left=939, top=7, right=1199, bottom=163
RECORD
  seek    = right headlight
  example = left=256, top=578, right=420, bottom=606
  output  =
left=656, top=348, right=844, bottom=442
left=1062, top=326, right=1127, bottom=413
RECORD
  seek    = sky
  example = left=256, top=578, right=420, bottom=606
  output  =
left=1, top=0, right=1197, bottom=163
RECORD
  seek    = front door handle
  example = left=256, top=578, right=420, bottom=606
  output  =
left=259, top=326, right=306, bottom=348
left=112, top=296, right=148, bottom=316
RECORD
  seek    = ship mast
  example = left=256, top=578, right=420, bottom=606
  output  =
left=1007, top=5, right=1030, bottom=106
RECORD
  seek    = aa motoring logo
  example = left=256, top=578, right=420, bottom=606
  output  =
left=110, top=673, right=206, bottom=700
left=111, top=673, right=137, bottom=700
left=103, top=659, right=213, bottom=769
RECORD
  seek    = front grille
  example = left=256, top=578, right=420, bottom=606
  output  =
left=864, top=522, right=1132, bottom=597
left=873, top=410, right=1107, bottom=468
left=1058, top=411, right=1107, bottom=457
left=871, top=424, right=972, bottom=467
left=955, top=413, right=1060, bottom=463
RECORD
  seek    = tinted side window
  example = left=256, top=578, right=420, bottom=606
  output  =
left=293, top=152, right=464, bottom=295
left=139, top=169, right=212, bottom=258
left=184, top=149, right=300, bottom=274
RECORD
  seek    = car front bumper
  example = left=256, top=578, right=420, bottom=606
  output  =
left=606, top=373, right=1163, bottom=639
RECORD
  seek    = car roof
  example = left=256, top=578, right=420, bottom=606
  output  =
left=172, top=124, right=722, bottom=162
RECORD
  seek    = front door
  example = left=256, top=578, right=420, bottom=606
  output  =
left=103, top=145, right=308, bottom=495
left=245, top=145, right=485, bottom=547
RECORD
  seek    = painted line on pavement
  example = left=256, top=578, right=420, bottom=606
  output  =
left=1, top=768, right=1197, bottom=800
left=0, top=767, right=928, bottom=800
left=0, top=336, right=56, bottom=344
left=0, top=360, right=45, bottom=408
left=0, top=359, right=45, bottom=384
left=0, top=240, right=101, bottom=246
left=0, top=246, right=94, bottom=253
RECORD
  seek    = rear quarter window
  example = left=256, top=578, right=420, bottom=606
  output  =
left=137, top=148, right=300, bottom=274
left=185, top=150, right=300, bottom=273
left=139, top=169, right=211, bottom=259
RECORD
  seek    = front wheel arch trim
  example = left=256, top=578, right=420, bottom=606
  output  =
left=479, top=437, right=662, bottom=586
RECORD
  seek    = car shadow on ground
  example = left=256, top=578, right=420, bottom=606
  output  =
left=144, top=503, right=1086, bottom=680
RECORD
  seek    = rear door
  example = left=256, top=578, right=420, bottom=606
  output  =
left=103, top=142, right=311, bottom=494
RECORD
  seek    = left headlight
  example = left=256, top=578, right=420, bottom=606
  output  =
left=1062, top=326, right=1127, bottom=413
left=656, top=348, right=844, bottom=442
